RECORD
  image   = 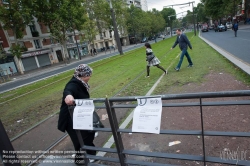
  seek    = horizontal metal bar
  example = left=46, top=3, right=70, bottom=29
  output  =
left=206, top=156, right=250, bottom=165
left=111, top=100, right=250, bottom=108
left=89, top=128, right=112, bottom=132
left=95, top=106, right=107, bottom=109
left=118, top=129, right=201, bottom=135
left=88, top=163, right=107, bottom=166
left=82, top=146, right=117, bottom=153
left=205, top=131, right=250, bottom=137
left=126, top=159, right=179, bottom=166
left=109, top=90, right=250, bottom=102
left=119, top=129, right=250, bottom=137
left=123, top=150, right=203, bottom=161
left=85, top=154, right=120, bottom=163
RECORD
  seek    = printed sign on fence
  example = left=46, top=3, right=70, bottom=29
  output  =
left=132, top=97, right=162, bottom=134
left=73, top=99, right=94, bottom=130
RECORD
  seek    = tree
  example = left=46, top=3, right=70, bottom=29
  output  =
left=161, top=8, right=176, bottom=27
left=148, top=9, right=165, bottom=35
left=202, top=0, right=242, bottom=20
left=33, top=0, right=86, bottom=63
left=0, top=0, right=33, bottom=74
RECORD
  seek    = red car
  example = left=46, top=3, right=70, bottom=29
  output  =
left=201, top=24, right=209, bottom=32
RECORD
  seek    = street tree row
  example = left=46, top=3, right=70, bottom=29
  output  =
left=0, top=0, right=171, bottom=74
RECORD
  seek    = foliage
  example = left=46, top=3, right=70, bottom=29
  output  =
left=0, top=0, right=33, bottom=40
left=9, top=45, right=22, bottom=59
left=161, top=8, right=176, bottom=27
left=33, top=0, right=86, bottom=59
left=127, top=6, right=165, bottom=37
left=201, top=0, right=242, bottom=19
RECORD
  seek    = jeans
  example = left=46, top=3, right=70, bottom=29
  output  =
left=176, top=49, right=193, bottom=69
left=234, top=30, right=237, bottom=37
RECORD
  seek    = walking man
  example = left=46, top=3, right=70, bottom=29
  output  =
left=171, top=29, right=193, bottom=71
left=232, top=21, right=238, bottom=37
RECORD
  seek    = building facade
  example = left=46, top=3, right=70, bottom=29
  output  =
left=141, top=0, right=148, bottom=11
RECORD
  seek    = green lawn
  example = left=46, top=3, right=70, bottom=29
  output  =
left=1, top=33, right=249, bottom=138
left=0, top=34, right=180, bottom=138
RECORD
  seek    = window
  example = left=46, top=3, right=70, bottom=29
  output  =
left=0, top=43, right=4, bottom=52
left=34, top=40, right=41, bottom=49
left=29, top=25, right=37, bottom=33
left=103, top=32, right=106, bottom=37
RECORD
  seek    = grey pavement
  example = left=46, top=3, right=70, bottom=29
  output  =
left=0, top=39, right=164, bottom=94
left=199, top=23, right=250, bottom=75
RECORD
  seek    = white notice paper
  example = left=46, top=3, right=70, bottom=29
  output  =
left=73, top=99, right=95, bottom=130
left=132, top=97, right=162, bottom=134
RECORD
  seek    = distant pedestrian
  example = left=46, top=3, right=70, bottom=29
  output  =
left=232, top=21, right=238, bottom=37
left=154, top=35, right=157, bottom=43
left=145, top=43, right=166, bottom=77
left=9, top=66, right=13, bottom=76
left=90, top=49, right=93, bottom=56
left=113, top=44, right=116, bottom=52
left=171, top=29, right=193, bottom=71
left=93, top=48, right=97, bottom=55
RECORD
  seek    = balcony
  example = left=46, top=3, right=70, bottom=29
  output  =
left=31, top=31, right=39, bottom=37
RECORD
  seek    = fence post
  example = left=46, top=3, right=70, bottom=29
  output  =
left=105, top=98, right=127, bottom=166
left=0, top=120, right=21, bottom=166
left=199, top=98, right=206, bottom=166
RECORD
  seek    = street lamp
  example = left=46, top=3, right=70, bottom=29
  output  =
left=107, top=0, right=123, bottom=55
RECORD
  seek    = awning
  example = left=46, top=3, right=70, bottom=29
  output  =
left=22, top=49, right=51, bottom=58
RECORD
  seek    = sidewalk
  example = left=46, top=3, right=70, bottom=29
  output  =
left=199, top=25, right=250, bottom=76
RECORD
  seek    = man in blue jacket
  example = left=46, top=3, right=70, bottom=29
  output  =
left=171, top=29, right=193, bottom=71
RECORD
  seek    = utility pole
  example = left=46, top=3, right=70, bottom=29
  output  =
left=108, top=0, right=123, bottom=55
left=191, top=2, right=196, bottom=36
left=168, top=16, right=173, bottom=37
left=70, top=2, right=81, bottom=60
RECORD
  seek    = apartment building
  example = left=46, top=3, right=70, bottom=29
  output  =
left=141, top=0, right=148, bottom=11
left=0, top=17, right=90, bottom=73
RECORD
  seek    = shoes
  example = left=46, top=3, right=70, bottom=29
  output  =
left=164, top=70, right=167, bottom=75
left=145, top=76, right=150, bottom=78
left=187, top=65, right=193, bottom=68
left=174, top=67, right=180, bottom=71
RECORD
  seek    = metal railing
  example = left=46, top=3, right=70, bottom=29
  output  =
left=68, top=90, right=250, bottom=166
left=1, top=90, right=250, bottom=166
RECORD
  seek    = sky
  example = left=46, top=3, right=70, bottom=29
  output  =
left=147, top=0, right=201, bottom=18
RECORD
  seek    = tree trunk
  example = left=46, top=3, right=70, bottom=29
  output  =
left=62, top=41, right=70, bottom=64
left=12, top=28, right=24, bottom=74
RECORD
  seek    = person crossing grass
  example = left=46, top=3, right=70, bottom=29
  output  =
left=145, top=43, right=166, bottom=77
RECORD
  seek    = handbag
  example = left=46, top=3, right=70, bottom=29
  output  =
left=146, top=54, right=155, bottom=62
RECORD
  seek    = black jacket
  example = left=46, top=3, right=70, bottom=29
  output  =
left=172, top=33, right=192, bottom=50
left=58, top=77, right=90, bottom=132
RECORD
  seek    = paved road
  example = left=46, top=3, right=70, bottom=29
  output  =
left=0, top=39, right=163, bottom=93
left=200, top=27, right=250, bottom=65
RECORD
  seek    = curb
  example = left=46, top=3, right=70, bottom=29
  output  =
left=199, top=31, right=250, bottom=76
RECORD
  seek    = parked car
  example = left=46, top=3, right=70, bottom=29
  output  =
left=226, top=22, right=232, bottom=29
left=215, top=24, right=227, bottom=32
left=209, top=25, right=214, bottom=30
left=201, top=24, right=209, bottom=32
left=141, top=37, right=148, bottom=43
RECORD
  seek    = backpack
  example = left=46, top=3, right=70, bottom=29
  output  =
left=234, top=23, right=238, bottom=30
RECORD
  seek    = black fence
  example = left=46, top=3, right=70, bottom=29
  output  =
left=1, top=90, right=250, bottom=166
left=68, top=90, right=250, bottom=166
